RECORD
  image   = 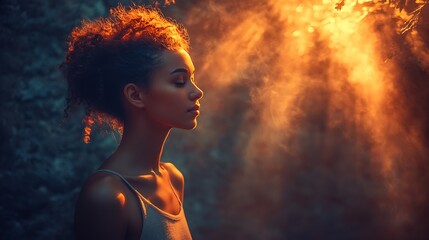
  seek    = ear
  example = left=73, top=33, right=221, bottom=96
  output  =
left=123, top=83, right=146, bottom=108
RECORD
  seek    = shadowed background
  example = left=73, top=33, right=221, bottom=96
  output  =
left=1, top=0, right=429, bottom=239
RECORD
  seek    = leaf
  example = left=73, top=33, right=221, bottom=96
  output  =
left=335, top=0, right=345, bottom=11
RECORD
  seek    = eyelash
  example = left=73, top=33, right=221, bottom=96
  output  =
left=175, top=76, right=195, bottom=87
left=175, top=81, right=186, bottom=87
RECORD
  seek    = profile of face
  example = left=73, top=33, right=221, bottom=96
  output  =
left=126, top=49, right=204, bottom=130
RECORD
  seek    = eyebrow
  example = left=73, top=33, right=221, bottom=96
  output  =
left=170, top=68, right=195, bottom=75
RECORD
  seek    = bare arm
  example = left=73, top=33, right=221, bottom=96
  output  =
left=74, top=176, right=128, bottom=240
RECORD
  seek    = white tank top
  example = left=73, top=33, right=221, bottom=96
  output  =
left=95, top=169, right=193, bottom=240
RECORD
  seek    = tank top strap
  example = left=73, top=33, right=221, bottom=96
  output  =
left=95, top=169, right=147, bottom=216
left=168, top=179, right=183, bottom=207
left=161, top=165, right=184, bottom=208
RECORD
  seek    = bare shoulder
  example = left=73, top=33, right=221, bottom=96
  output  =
left=78, top=173, right=128, bottom=208
left=161, top=162, right=185, bottom=187
left=74, top=172, right=130, bottom=240
left=161, top=162, right=185, bottom=202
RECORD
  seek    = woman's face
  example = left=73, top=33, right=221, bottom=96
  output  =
left=143, top=49, right=203, bottom=130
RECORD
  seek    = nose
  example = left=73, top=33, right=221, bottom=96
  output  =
left=190, top=84, right=203, bottom=101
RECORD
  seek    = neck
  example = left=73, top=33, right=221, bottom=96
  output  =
left=107, top=116, right=171, bottom=176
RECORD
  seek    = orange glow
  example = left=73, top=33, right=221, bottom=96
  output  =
left=190, top=0, right=428, bottom=236
left=116, top=193, right=126, bottom=207
left=196, top=0, right=419, bottom=170
left=82, top=115, right=95, bottom=144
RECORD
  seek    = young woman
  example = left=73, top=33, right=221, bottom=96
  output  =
left=60, top=4, right=203, bottom=240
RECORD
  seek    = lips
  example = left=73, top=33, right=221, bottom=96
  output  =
left=187, top=104, right=200, bottom=112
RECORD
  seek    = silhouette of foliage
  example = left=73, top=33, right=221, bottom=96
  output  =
left=336, top=0, right=428, bottom=33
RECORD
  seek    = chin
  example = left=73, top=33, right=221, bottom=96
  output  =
left=176, top=120, right=198, bottom=130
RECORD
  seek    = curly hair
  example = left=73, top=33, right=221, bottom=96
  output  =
left=59, top=3, right=190, bottom=143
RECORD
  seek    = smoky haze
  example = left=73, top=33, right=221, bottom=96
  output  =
left=162, top=0, right=429, bottom=239
left=3, top=0, right=428, bottom=239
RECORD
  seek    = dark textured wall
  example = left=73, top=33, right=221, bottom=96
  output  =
left=1, top=1, right=429, bottom=240
left=1, top=1, right=117, bottom=239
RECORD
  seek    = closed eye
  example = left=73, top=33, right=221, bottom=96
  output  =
left=175, top=81, right=186, bottom=87
left=173, top=72, right=196, bottom=88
